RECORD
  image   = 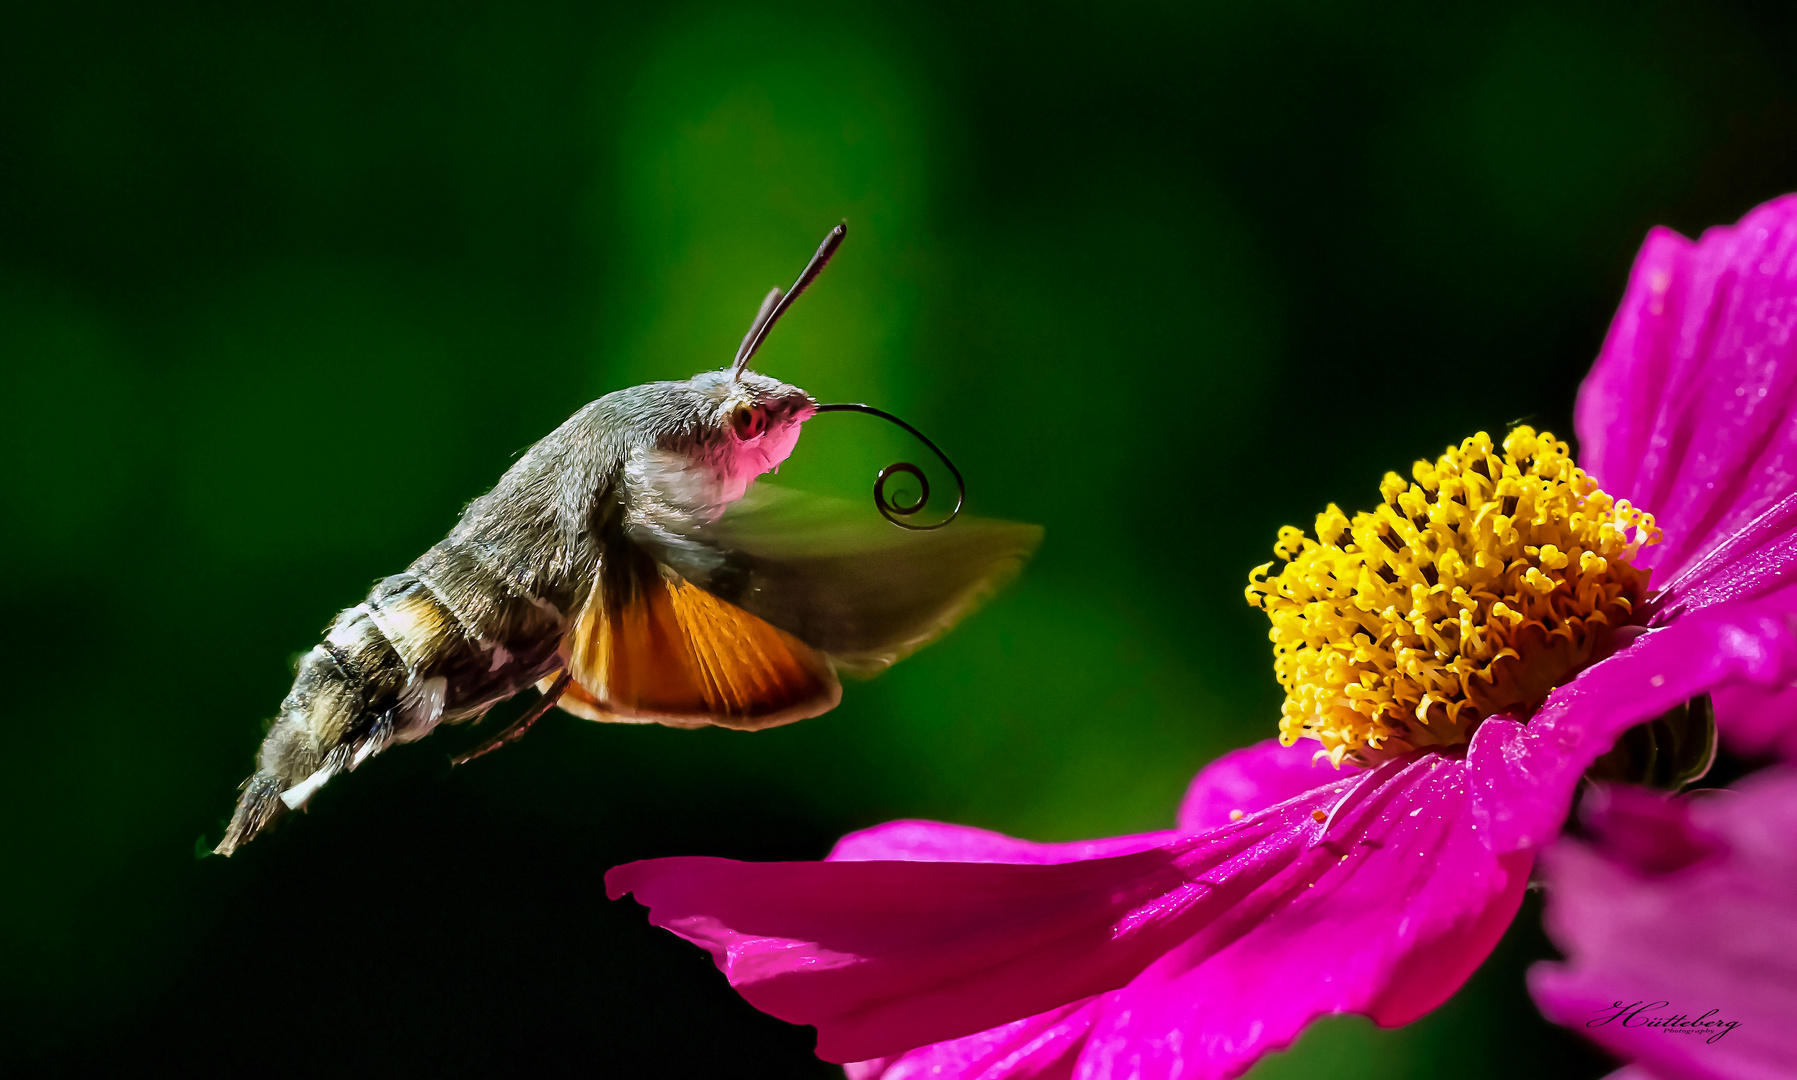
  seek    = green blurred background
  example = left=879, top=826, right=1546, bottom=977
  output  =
left=4, top=1, right=1794, bottom=1075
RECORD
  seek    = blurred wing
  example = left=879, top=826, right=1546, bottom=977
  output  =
left=639, top=484, right=1042, bottom=675
left=547, top=551, right=840, bottom=731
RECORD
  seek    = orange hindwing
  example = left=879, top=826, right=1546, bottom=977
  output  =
left=546, top=562, right=840, bottom=730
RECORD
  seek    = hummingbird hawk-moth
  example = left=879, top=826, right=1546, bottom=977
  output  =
left=214, top=223, right=1040, bottom=855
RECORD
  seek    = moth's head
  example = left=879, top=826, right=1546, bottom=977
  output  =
left=688, top=368, right=817, bottom=486
left=641, top=221, right=843, bottom=501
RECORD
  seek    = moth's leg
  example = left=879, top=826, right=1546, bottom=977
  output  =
left=451, top=670, right=573, bottom=765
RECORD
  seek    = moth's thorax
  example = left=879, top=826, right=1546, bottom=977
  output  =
left=1247, top=427, right=1660, bottom=767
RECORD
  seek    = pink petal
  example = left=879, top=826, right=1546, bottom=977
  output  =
left=1573, top=783, right=1720, bottom=876
left=1530, top=769, right=1797, bottom=1080
left=1068, top=755, right=1530, bottom=1079
left=1650, top=492, right=1797, bottom=620
left=607, top=753, right=1532, bottom=1076
left=828, top=739, right=1349, bottom=872
left=829, top=822, right=1177, bottom=865
left=1577, top=193, right=1797, bottom=581
left=840, top=743, right=1361, bottom=1079
left=846, top=997, right=1101, bottom=1080
left=607, top=789, right=1352, bottom=1064
left=1176, top=738, right=1353, bottom=832
left=1712, top=681, right=1797, bottom=761
left=1469, top=587, right=1797, bottom=854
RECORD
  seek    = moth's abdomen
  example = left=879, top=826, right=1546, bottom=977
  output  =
left=215, top=540, right=570, bottom=855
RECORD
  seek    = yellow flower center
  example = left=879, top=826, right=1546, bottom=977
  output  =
left=1245, top=427, right=1660, bottom=767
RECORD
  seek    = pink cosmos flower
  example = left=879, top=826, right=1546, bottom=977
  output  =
left=606, top=194, right=1797, bottom=1079
left=1529, top=771, right=1797, bottom=1080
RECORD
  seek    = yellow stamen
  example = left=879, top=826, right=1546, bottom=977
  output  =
left=1246, top=428, right=1659, bottom=766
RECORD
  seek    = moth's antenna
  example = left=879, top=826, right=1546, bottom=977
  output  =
left=736, top=287, right=784, bottom=365
left=732, top=220, right=847, bottom=377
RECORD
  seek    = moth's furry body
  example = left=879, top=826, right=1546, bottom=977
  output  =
left=217, top=223, right=1041, bottom=856
left=218, top=371, right=816, bottom=854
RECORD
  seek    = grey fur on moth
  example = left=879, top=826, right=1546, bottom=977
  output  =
left=215, top=370, right=812, bottom=855
left=215, top=368, right=1040, bottom=855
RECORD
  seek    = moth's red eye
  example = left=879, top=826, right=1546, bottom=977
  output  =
left=731, top=405, right=766, bottom=439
